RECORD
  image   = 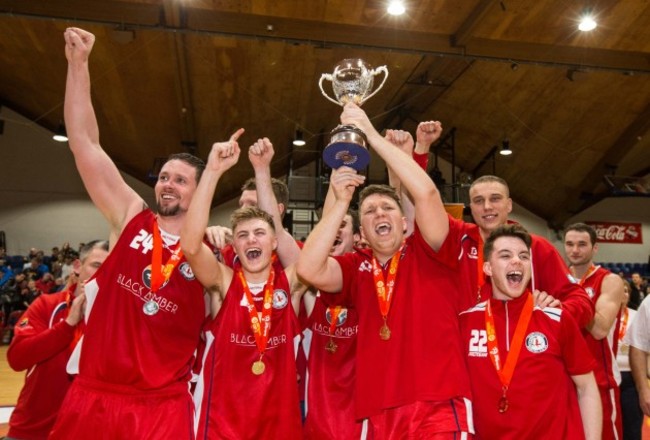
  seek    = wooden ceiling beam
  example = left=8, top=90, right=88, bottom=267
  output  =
left=2, top=1, right=648, bottom=73
left=450, top=0, right=495, bottom=47
left=550, top=101, right=650, bottom=228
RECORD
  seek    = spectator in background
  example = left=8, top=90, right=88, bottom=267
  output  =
left=617, top=278, right=643, bottom=440
left=23, top=256, right=49, bottom=280
left=36, top=272, right=56, bottom=294
left=60, top=254, right=75, bottom=283
left=0, top=257, right=12, bottom=288
left=630, top=272, right=647, bottom=309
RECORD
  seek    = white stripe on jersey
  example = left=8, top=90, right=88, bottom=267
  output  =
left=193, top=330, right=216, bottom=436
left=459, top=301, right=487, bottom=316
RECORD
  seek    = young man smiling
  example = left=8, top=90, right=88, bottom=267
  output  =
left=181, top=134, right=307, bottom=439
left=460, top=224, right=601, bottom=439
left=297, top=103, right=472, bottom=438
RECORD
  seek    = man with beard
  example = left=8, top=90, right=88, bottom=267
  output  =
left=297, top=103, right=473, bottom=438
left=50, top=28, right=213, bottom=439
left=181, top=137, right=306, bottom=438
left=460, top=224, right=601, bottom=439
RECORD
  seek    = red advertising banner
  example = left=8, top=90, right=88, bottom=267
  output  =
left=585, top=221, right=643, bottom=244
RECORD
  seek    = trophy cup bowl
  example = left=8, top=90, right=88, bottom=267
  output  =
left=319, top=59, right=388, bottom=170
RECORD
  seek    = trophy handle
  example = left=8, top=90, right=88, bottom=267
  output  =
left=359, top=65, right=389, bottom=105
left=319, top=73, right=342, bottom=106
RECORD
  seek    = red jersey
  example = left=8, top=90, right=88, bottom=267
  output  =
left=439, top=217, right=594, bottom=326
left=327, top=227, right=472, bottom=420
left=68, top=209, right=207, bottom=389
left=303, top=295, right=362, bottom=439
left=193, top=268, right=302, bottom=439
left=7, top=286, right=79, bottom=440
left=459, top=294, right=596, bottom=439
left=581, top=265, right=620, bottom=389
left=580, top=265, right=623, bottom=440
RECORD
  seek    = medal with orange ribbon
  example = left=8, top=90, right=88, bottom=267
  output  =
left=146, top=217, right=184, bottom=316
left=238, top=268, right=275, bottom=375
left=371, top=243, right=404, bottom=341
left=485, top=291, right=533, bottom=413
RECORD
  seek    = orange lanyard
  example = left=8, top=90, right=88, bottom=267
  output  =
left=485, top=292, right=533, bottom=413
left=150, top=218, right=183, bottom=293
left=238, top=268, right=275, bottom=374
left=619, top=306, right=629, bottom=342
left=371, top=243, right=404, bottom=340
left=325, top=306, right=343, bottom=353
left=574, top=264, right=596, bottom=286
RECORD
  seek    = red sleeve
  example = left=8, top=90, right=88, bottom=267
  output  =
left=6, top=296, right=75, bottom=371
left=319, top=253, right=357, bottom=308
left=530, top=236, right=594, bottom=329
left=426, top=215, right=465, bottom=270
left=412, top=151, right=429, bottom=170
left=560, top=310, right=597, bottom=375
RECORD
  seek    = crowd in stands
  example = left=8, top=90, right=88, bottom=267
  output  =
left=0, top=243, right=84, bottom=343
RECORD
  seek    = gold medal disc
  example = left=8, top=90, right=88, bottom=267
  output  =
left=325, top=338, right=338, bottom=353
left=251, top=360, right=265, bottom=375
left=379, top=324, right=391, bottom=340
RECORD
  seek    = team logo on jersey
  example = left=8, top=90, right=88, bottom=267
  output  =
left=525, top=332, right=548, bottom=353
left=178, top=262, right=195, bottom=281
left=358, top=261, right=372, bottom=272
left=142, top=265, right=170, bottom=290
left=567, top=273, right=579, bottom=284
left=18, top=317, right=29, bottom=328
left=468, top=246, right=478, bottom=259
left=272, top=289, right=289, bottom=309
left=325, top=307, right=348, bottom=327
left=585, top=287, right=595, bottom=299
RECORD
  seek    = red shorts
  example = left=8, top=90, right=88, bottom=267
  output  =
left=367, top=398, right=474, bottom=440
left=49, top=377, right=194, bottom=440
left=600, top=385, right=623, bottom=440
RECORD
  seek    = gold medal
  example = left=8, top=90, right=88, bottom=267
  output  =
left=498, top=395, right=509, bottom=413
left=251, top=360, right=265, bottom=375
left=379, top=324, right=391, bottom=340
left=325, top=337, right=338, bottom=353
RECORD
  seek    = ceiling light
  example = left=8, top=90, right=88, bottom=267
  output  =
left=578, top=12, right=597, bottom=31
left=499, top=139, right=512, bottom=156
left=292, top=130, right=306, bottom=147
left=387, top=1, right=406, bottom=16
left=52, top=124, right=68, bottom=142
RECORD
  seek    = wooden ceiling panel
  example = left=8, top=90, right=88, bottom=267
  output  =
left=0, top=1, right=648, bottom=224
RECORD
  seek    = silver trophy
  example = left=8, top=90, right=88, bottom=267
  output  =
left=319, top=59, right=388, bottom=169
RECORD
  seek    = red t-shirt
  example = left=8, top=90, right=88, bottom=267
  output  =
left=7, top=286, right=78, bottom=439
left=303, top=295, right=361, bottom=439
left=438, top=217, right=594, bottom=327
left=193, top=269, right=302, bottom=439
left=68, top=209, right=208, bottom=390
left=459, top=294, right=596, bottom=439
left=325, top=227, right=472, bottom=419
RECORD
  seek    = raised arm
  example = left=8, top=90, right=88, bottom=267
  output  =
left=297, top=167, right=364, bottom=293
left=341, top=104, right=448, bottom=250
left=180, top=129, right=244, bottom=304
left=248, top=138, right=301, bottom=267
left=385, top=129, right=416, bottom=236
left=64, top=28, right=143, bottom=243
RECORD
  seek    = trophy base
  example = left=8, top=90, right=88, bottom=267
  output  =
left=323, top=142, right=370, bottom=170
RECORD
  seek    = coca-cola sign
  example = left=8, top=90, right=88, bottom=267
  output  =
left=585, top=221, right=643, bottom=244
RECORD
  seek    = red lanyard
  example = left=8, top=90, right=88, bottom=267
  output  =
left=476, top=236, right=485, bottom=303
left=371, top=243, right=404, bottom=340
left=150, top=218, right=183, bottom=293
left=485, top=292, right=534, bottom=413
left=238, top=268, right=275, bottom=374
